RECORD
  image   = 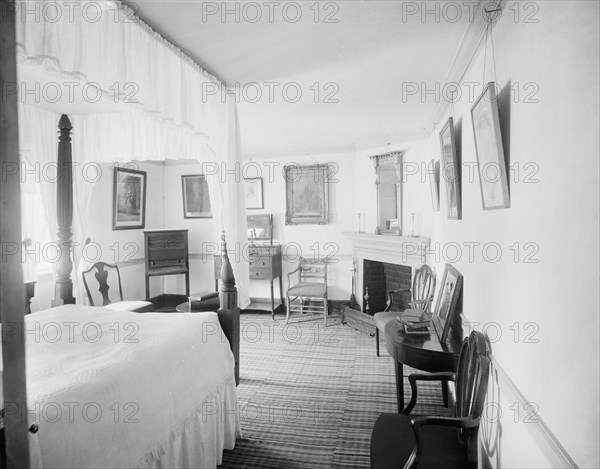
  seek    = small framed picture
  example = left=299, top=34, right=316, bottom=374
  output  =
left=428, top=159, right=440, bottom=211
left=245, top=177, right=264, bottom=210
left=181, top=174, right=212, bottom=218
left=113, top=167, right=146, bottom=230
left=471, top=82, right=510, bottom=209
left=284, top=164, right=329, bottom=225
left=433, top=264, right=463, bottom=343
left=439, top=117, right=461, bottom=220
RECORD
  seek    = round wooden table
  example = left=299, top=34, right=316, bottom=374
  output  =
left=384, top=318, right=462, bottom=412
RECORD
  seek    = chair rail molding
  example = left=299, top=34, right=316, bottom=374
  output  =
left=459, top=314, right=578, bottom=468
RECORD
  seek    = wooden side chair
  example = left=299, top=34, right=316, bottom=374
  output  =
left=370, top=330, right=491, bottom=469
left=286, top=257, right=329, bottom=326
left=374, top=264, right=435, bottom=356
left=82, top=262, right=154, bottom=312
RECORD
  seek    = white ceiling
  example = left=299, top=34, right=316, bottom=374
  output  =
left=23, top=1, right=475, bottom=158
left=132, top=1, right=473, bottom=158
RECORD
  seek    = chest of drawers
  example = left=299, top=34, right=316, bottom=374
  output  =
left=248, top=245, right=282, bottom=279
left=214, top=244, right=283, bottom=317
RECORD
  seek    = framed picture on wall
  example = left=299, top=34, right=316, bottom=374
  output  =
left=429, top=159, right=440, bottom=211
left=471, top=82, right=510, bottom=209
left=245, top=177, right=264, bottom=210
left=181, top=174, right=212, bottom=218
left=432, top=264, right=463, bottom=343
left=112, top=167, right=147, bottom=230
left=284, top=164, right=329, bottom=225
left=439, top=117, right=461, bottom=220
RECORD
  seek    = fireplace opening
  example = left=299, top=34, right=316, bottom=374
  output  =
left=363, top=260, right=412, bottom=315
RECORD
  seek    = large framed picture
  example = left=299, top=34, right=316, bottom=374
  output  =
left=439, top=117, right=461, bottom=220
left=433, top=264, right=463, bottom=343
left=245, top=177, right=264, bottom=210
left=471, top=82, right=510, bottom=209
left=181, top=174, right=212, bottom=218
left=284, top=164, right=329, bottom=225
left=429, top=159, right=440, bottom=211
left=112, top=167, right=146, bottom=230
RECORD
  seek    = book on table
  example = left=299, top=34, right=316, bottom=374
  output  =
left=188, top=290, right=219, bottom=311
left=397, top=308, right=432, bottom=328
left=403, top=324, right=431, bottom=336
left=189, top=290, right=219, bottom=301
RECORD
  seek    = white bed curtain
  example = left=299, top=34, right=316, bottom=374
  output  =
left=15, top=0, right=250, bottom=307
left=18, top=104, right=60, bottom=282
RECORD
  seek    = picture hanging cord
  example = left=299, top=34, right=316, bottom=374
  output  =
left=483, top=7, right=500, bottom=86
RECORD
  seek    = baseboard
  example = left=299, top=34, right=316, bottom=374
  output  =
left=244, top=299, right=285, bottom=314
left=244, top=299, right=346, bottom=316
left=489, top=357, right=578, bottom=468
left=460, top=314, right=578, bottom=468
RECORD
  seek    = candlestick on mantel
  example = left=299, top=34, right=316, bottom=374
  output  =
left=357, top=213, right=365, bottom=233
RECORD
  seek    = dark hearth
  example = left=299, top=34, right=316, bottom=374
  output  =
left=363, top=260, right=412, bottom=314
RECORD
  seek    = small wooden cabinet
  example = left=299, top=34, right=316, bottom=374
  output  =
left=144, top=229, right=189, bottom=300
left=214, top=244, right=283, bottom=318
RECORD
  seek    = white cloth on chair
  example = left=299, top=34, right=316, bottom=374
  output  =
left=102, top=300, right=153, bottom=312
left=374, top=310, right=399, bottom=331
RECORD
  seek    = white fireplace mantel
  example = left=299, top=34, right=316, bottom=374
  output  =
left=344, top=233, right=430, bottom=310
left=344, top=232, right=430, bottom=267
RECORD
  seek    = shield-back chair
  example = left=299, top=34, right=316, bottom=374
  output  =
left=370, top=330, right=491, bottom=469
left=374, top=264, right=435, bottom=356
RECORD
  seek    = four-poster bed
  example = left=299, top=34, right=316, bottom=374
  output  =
left=2, top=1, right=245, bottom=465
left=1, top=118, right=241, bottom=468
left=1, top=107, right=241, bottom=469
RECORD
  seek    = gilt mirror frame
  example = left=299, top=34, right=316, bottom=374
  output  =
left=370, top=151, right=404, bottom=235
left=439, top=118, right=461, bottom=220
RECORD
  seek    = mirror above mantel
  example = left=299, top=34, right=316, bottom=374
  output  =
left=370, top=151, right=404, bottom=235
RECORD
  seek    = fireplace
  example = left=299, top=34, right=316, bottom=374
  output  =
left=363, top=260, right=412, bottom=314
left=345, top=233, right=430, bottom=313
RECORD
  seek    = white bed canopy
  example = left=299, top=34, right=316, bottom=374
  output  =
left=15, top=0, right=250, bottom=307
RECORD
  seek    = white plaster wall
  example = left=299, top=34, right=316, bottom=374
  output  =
left=162, top=162, right=218, bottom=295
left=394, top=2, right=599, bottom=467
left=31, top=161, right=164, bottom=310
left=240, top=152, right=356, bottom=301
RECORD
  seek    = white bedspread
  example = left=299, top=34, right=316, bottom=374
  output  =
left=1, top=305, right=240, bottom=468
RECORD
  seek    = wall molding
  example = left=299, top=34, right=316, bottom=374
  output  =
left=460, top=314, right=578, bottom=468
left=108, top=253, right=357, bottom=271
left=431, top=0, right=506, bottom=130
left=488, top=356, right=578, bottom=468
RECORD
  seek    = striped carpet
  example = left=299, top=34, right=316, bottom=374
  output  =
left=219, top=312, right=447, bottom=468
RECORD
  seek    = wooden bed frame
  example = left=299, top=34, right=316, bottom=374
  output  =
left=1, top=119, right=240, bottom=467
left=0, top=5, right=240, bottom=461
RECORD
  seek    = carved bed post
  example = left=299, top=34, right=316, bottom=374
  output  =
left=51, top=115, right=76, bottom=306
left=0, top=0, right=31, bottom=464
left=217, top=232, right=240, bottom=385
